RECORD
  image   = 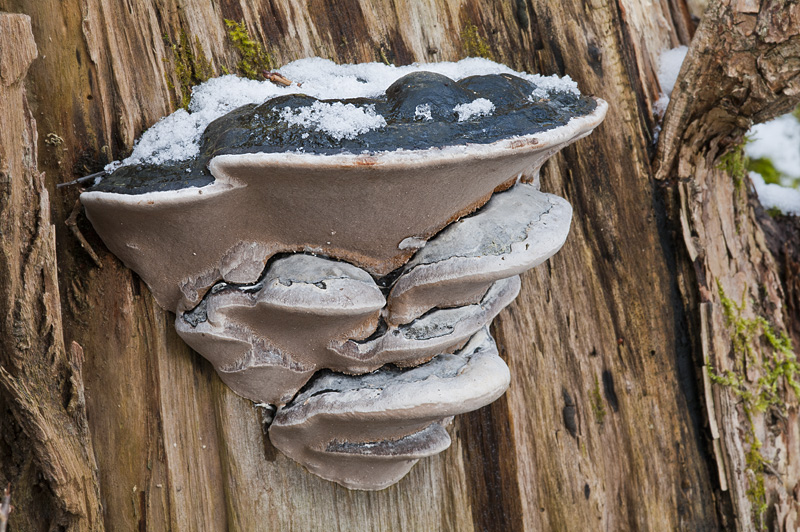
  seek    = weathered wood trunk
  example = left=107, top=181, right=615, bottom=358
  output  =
left=0, top=0, right=797, bottom=530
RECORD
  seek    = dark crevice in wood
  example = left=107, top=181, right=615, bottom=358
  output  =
left=387, top=27, right=413, bottom=66
left=668, top=0, right=696, bottom=44
left=459, top=394, right=524, bottom=532
left=755, top=206, right=800, bottom=348
left=259, top=0, right=288, bottom=37
left=536, top=10, right=566, bottom=74
left=611, top=0, right=659, bottom=157
left=306, top=0, right=371, bottom=63
left=654, top=180, right=729, bottom=527
left=218, top=0, right=245, bottom=26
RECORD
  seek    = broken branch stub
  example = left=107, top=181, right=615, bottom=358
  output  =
left=80, top=64, right=606, bottom=489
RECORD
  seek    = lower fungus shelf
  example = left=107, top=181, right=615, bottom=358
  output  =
left=174, top=181, right=566, bottom=407
left=386, top=183, right=572, bottom=325
left=131, top=180, right=577, bottom=489
left=268, top=328, right=507, bottom=490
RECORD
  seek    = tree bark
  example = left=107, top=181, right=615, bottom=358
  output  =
left=654, top=2, right=800, bottom=529
left=0, top=0, right=796, bottom=531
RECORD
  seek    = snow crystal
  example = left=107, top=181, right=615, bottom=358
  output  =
left=528, top=77, right=579, bottom=100
left=750, top=171, right=800, bottom=215
left=414, top=104, right=433, bottom=121
left=279, top=56, right=580, bottom=100
left=106, top=76, right=282, bottom=172
left=107, top=57, right=584, bottom=171
left=746, top=114, right=800, bottom=184
left=279, top=102, right=386, bottom=140
left=454, top=98, right=496, bottom=121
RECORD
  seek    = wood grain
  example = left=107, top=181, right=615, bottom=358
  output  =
left=0, top=14, right=103, bottom=531
left=0, top=0, right=795, bottom=530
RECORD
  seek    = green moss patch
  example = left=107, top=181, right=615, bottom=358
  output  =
left=164, top=31, right=213, bottom=109
left=224, top=19, right=274, bottom=80
left=709, top=283, right=799, bottom=526
left=461, top=23, right=492, bottom=59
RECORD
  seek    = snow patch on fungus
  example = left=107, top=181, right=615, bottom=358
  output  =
left=454, top=98, right=495, bottom=121
left=528, top=77, right=579, bottom=100
left=414, top=104, right=433, bottom=121
left=279, top=102, right=387, bottom=141
left=105, top=57, right=585, bottom=172
left=107, top=76, right=278, bottom=171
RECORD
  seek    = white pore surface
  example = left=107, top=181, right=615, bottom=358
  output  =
left=750, top=172, right=800, bottom=215
left=654, top=45, right=688, bottom=116
left=454, top=98, right=495, bottom=122
left=107, top=57, right=582, bottom=171
left=279, top=102, right=387, bottom=140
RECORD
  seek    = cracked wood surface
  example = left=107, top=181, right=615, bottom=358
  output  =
left=655, top=1, right=800, bottom=529
left=0, top=0, right=796, bottom=530
left=0, top=14, right=103, bottom=531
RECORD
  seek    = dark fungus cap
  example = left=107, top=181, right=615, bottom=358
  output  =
left=91, top=72, right=597, bottom=195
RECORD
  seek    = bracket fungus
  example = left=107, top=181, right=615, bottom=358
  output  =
left=80, top=58, right=606, bottom=490
left=270, top=327, right=508, bottom=490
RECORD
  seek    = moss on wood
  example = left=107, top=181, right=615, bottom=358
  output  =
left=164, top=31, right=213, bottom=109
left=590, top=376, right=606, bottom=424
left=709, top=283, right=799, bottom=526
left=460, top=23, right=492, bottom=59
left=224, top=19, right=274, bottom=80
